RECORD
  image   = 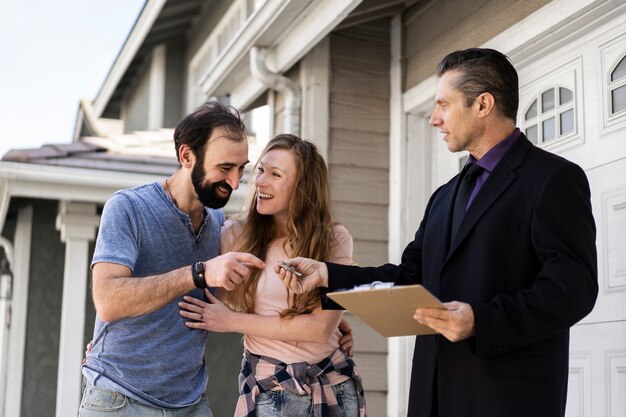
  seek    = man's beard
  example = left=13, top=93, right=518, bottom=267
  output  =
left=191, top=163, right=233, bottom=209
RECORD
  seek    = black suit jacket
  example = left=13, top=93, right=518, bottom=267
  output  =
left=327, top=135, right=598, bottom=417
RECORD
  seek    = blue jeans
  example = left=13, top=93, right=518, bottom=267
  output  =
left=255, top=379, right=359, bottom=417
left=78, top=383, right=213, bottom=417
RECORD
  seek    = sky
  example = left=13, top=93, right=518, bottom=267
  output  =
left=0, top=0, right=145, bottom=158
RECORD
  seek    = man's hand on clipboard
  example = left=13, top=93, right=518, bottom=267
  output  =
left=414, top=301, right=476, bottom=342
left=275, top=257, right=328, bottom=293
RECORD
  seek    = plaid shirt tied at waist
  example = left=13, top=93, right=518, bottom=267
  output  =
left=235, top=348, right=367, bottom=417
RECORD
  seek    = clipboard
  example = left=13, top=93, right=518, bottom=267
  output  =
left=327, top=284, right=445, bottom=337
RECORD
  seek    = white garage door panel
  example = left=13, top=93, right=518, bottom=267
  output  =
left=570, top=159, right=626, bottom=417
left=582, top=158, right=626, bottom=324
left=569, top=321, right=626, bottom=417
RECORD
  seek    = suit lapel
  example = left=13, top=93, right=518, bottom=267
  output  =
left=444, top=136, right=532, bottom=262
left=435, top=177, right=462, bottom=266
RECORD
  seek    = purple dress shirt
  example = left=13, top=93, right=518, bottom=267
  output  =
left=464, top=128, right=521, bottom=208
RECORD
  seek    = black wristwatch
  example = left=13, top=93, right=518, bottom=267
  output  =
left=191, top=261, right=207, bottom=289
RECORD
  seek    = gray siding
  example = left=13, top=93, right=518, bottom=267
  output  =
left=403, top=0, right=550, bottom=89
left=329, top=20, right=390, bottom=267
left=21, top=199, right=66, bottom=416
left=344, top=313, right=388, bottom=417
left=205, top=333, right=245, bottom=416
left=329, top=19, right=391, bottom=415
left=164, top=37, right=186, bottom=128
left=186, top=0, right=232, bottom=62
left=123, top=59, right=151, bottom=133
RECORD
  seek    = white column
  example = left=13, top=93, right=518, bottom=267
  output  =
left=0, top=237, right=13, bottom=415
left=148, top=43, right=166, bottom=130
left=388, top=14, right=412, bottom=417
left=4, top=205, right=33, bottom=417
left=54, top=202, right=100, bottom=417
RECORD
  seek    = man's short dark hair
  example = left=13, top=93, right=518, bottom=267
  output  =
left=436, top=48, right=519, bottom=121
left=173, top=100, right=247, bottom=163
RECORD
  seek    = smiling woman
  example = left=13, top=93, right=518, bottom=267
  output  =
left=254, top=147, right=298, bottom=223
left=179, top=134, right=368, bottom=417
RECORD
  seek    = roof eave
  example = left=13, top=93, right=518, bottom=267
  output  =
left=0, top=161, right=165, bottom=203
left=91, top=0, right=164, bottom=119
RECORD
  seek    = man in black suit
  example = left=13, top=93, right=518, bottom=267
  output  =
left=277, top=48, right=598, bottom=417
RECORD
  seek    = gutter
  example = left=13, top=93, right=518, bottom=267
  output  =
left=250, top=46, right=301, bottom=135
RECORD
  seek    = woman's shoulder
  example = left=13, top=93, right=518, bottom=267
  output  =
left=331, top=223, right=352, bottom=242
left=329, top=223, right=354, bottom=264
left=220, top=219, right=245, bottom=252
left=222, top=218, right=244, bottom=233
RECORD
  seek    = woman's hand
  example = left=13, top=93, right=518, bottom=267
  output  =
left=178, top=289, right=236, bottom=332
left=338, top=319, right=354, bottom=357
left=82, top=340, right=93, bottom=364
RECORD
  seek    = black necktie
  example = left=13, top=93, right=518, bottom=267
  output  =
left=451, top=163, right=484, bottom=240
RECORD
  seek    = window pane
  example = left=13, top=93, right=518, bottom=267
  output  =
left=526, top=125, right=538, bottom=144
left=525, top=100, right=537, bottom=120
left=542, top=89, right=555, bottom=112
left=611, top=85, right=626, bottom=114
left=560, top=109, right=574, bottom=135
left=543, top=117, right=555, bottom=142
left=611, top=56, right=626, bottom=82
left=559, top=87, right=573, bottom=105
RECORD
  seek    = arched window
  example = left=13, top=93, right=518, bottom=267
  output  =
left=609, top=54, right=626, bottom=115
left=522, top=86, right=575, bottom=145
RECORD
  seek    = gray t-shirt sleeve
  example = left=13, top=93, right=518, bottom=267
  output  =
left=91, top=192, right=139, bottom=272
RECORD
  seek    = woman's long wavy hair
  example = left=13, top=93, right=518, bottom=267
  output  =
left=226, top=134, right=335, bottom=319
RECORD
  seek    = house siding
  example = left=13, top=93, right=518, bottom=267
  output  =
left=329, top=19, right=390, bottom=267
left=329, top=19, right=391, bottom=416
left=272, top=64, right=301, bottom=134
left=186, top=0, right=232, bottom=65
left=403, top=0, right=551, bottom=90
left=204, top=333, right=245, bottom=416
left=20, top=199, right=66, bottom=416
left=164, top=36, right=186, bottom=128
left=123, top=58, right=152, bottom=133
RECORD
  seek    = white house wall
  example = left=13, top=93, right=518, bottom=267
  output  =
left=2, top=205, right=32, bottom=417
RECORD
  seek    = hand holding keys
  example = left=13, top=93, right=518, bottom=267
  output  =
left=278, top=260, right=303, bottom=277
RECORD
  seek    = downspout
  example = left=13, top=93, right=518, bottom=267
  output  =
left=250, top=47, right=301, bottom=135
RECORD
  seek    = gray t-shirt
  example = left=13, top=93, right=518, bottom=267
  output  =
left=83, top=182, right=224, bottom=408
